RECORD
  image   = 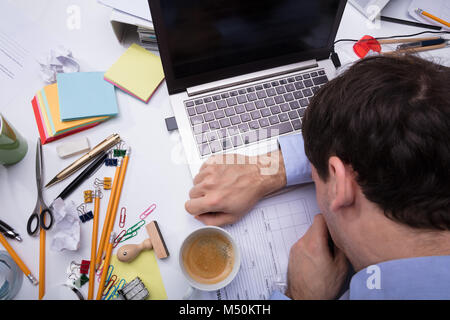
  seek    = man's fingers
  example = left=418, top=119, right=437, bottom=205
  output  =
left=189, top=186, right=204, bottom=199
left=195, top=212, right=234, bottom=226
left=185, top=195, right=222, bottom=216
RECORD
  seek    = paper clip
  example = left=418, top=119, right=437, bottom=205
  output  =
left=119, top=230, right=138, bottom=243
left=113, top=229, right=127, bottom=248
left=104, top=278, right=126, bottom=300
left=119, top=207, right=127, bottom=228
left=84, top=190, right=93, bottom=203
left=103, top=274, right=117, bottom=297
left=139, top=204, right=157, bottom=220
left=77, top=203, right=94, bottom=223
left=127, top=220, right=145, bottom=235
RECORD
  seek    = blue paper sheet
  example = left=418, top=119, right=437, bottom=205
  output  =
left=57, top=72, right=118, bottom=121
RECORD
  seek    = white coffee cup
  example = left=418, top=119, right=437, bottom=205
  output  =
left=179, top=226, right=240, bottom=299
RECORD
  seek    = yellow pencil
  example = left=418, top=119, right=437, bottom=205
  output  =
left=96, top=150, right=130, bottom=268
left=96, top=232, right=115, bottom=300
left=96, top=163, right=122, bottom=268
left=39, top=214, right=45, bottom=300
left=0, top=233, right=38, bottom=285
left=88, top=190, right=101, bottom=300
left=416, top=8, right=450, bottom=28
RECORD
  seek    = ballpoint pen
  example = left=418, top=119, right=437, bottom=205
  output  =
left=0, top=219, right=22, bottom=242
left=397, top=38, right=446, bottom=50
left=45, top=133, right=121, bottom=188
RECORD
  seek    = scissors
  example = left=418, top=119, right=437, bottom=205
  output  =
left=27, top=138, right=54, bottom=236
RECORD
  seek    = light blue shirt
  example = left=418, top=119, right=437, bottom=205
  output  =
left=276, top=134, right=450, bottom=300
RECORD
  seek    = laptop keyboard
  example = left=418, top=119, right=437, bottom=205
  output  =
left=184, top=69, right=328, bottom=157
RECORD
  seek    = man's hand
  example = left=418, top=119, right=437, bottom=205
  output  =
left=185, top=151, right=287, bottom=226
left=286, top=214, right=349, bottom=300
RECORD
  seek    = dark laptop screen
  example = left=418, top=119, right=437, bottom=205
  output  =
left=150, top=0, right=345, bottom=93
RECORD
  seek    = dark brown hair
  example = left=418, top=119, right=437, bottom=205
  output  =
left=302, top=55, right=450, bottom=230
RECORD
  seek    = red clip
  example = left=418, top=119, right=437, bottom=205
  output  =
left=113, top=229, right=127, bottom=248
left=80, top=260, right=90, bottom=274
left=119, top=207, right=126, bottom=228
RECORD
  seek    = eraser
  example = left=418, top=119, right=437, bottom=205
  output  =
left=165, top=117, right=178, bottom=132
left=56, top=137, right=90, bottom=158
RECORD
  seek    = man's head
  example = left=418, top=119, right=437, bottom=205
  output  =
left=302, top=55, right=450, bottom=269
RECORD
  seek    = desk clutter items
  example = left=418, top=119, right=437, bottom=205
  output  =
left=56, top=137, right=90, bottom=159
left=38, top=46, right=80, bottom=84
left=57, top=72, right=119, bottom=121
left=116, top=277, right=149, bottom=300
left=0, top=251, right=24, bottom=300
left=46, top=133, right=121, bottom=188
left=50, top=198, right=81, bottom=252
left=104, top=43, right=165, bottom=103
left=117, top=220, right=169, bottom=263
left=31, top=81, right=111, bottom=145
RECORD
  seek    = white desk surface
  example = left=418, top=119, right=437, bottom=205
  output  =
left=1, top=0, right=449, bottom=300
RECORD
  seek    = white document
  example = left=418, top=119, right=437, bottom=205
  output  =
left=0, top=1, right=56, bottom=109
left=203, top=183, right=320, bottom=300
left=408, top=0, right=450, bottom=29
left=98, top=0, right=152, bottom=22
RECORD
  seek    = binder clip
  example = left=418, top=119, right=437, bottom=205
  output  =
left=105, top=152, right=118, bottom=167
left=80, top=260, right=90, bottom=274
left=116, top=277, right=149, bottom=300
left=113, top=141, right=127, bottom=158
left=77, top=204, right=94, bottom=223
left=94, top=177, right=112, bottom=190
left=84, top=190, right=93, bottom=203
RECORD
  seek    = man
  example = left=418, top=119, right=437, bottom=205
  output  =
left=185, top=55, right=450, bottom=299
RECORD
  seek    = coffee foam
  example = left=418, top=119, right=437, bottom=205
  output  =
left=182, top=232, right=234, bottom=285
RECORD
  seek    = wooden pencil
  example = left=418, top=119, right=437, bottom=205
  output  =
left=88, top=191, right=101, bottom=299
left=96, top=233, right=115, bottom=300
left=38, top=218, right=45, bottom=300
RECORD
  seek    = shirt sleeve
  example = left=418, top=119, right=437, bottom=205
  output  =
left=270, top=290, right=291, bottom=300
left=278, top=133, right=312, bottom=186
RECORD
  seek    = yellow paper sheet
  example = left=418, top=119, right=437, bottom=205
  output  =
left=110, top=250, right=167, bottom=300
left=43, top=83, right=109, bottom=134
left=104, top=43, right=165, bottom=103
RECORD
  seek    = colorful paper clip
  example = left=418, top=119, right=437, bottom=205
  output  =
left=77, top=203, right=94, bottom=223
left=119, top=207, right=127, bottom=228
left=139, top=204, right=157, bottom=220
left=127, top=220, right=145, bottom=235
left=103, top=274, right=118, bottom=297
left=84, top=190, right=93, bottom=203
left=94, top=177, right=112, bottom=190
left=113, top=229, right=127, bottom=248
left=119, top=230, right=138, bottom=243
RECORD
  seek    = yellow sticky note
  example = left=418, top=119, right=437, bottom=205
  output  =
left=110, top=250, right=167, bottom=300
left=104, top=43, right=165, bottom=103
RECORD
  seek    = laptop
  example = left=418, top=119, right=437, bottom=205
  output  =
left=149, top=0, right=347, bottom=177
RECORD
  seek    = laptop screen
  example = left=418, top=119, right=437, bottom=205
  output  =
left=150, top=0, right=346, bottom=93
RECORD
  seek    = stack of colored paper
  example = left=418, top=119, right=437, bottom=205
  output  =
left=104, top=43, right=165, bottom=103
left=31, top=72, right=119, bottom=144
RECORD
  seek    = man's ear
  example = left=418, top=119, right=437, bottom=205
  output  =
left=328, top=156, right=355, bottom=212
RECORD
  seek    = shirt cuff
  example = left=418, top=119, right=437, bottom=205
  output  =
left=278, top=134, right=312, bottom=186
left=270, top=290, right=291, bottom=300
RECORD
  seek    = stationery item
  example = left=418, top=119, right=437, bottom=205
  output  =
left=80, top=260, right=90, bottom=274
left=117, top=221, right=169, bottom=262
left=54, top=152, right=109, bottom=201
left=104, top=43, right=164, bottom=103
left=416, top=8, right=450, bottom=28
left=0, top=251, right=23, bottom=300
left=104, top=278, right=126, bottom=300
left=0, top=220, right=22, bottom=242
left=110, top=250, right=167, bottom=300
left=39, top=216, right=46, bottom=300
left=46, top=133, right=120, bottom=187
left=0, top=234, right=38, bottom=285
left=27, top=139, right=54, bottom=236
left=139, top=203, right=156, bottom=220
left=96, top=148, right=130, bottom=267
left=396, top=38, right=445, bottom=49
left=56, top=137, right=91, bottom=158
left=94, top=177, right=112, bottom=190
left=96, top=233, right=115, bottom=300
left=113, top=230, right=127, bottom=248
left=116, top=277, right=149, bottom=300
left=96, top=164, right=122, bottom=267
left=0, top=113, right=28, bottom=165
left=38, top=46, right=80, bottom=84
left=50, top=198, right=81, bottom=252
left=408, top=1, right=450, bottom=28
left=88, top=190, right=101, bottom=300
left=77, top=204, right=94, bottom=223
left=84, top=190, right=93, bottom=203
left=380, top=0, right=441, bottom=30
left=119, top=207, right=126, bottom=228
left=57, top=72, right=119, bottom=121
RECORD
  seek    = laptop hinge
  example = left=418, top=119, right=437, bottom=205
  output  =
left=187, top=59, right=318, bottom=97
